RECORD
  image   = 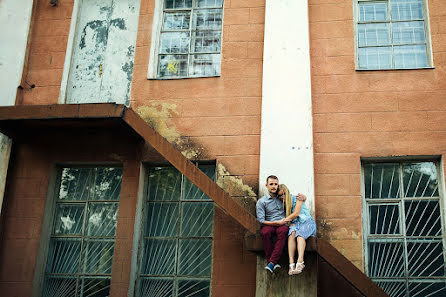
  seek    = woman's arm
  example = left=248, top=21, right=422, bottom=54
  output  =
left=262, top=219, right=288, bottom=226
left=283, top=200, right=303, bottom=222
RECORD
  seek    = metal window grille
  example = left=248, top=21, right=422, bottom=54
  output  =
left=42, top=167, right=123, bottom=297
left=355, top=0, right=432, bottom=69
left=157, top=0, right=223, bottom=78
left=362, top=161, right=446, bottom=297
left=137, top=165, right=215, bottom=297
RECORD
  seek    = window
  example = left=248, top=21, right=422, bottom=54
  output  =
left=153, top=0, right=223, bottom=79
left=137, top=165, right=215, bottom=297
left=42, top=167, right=122, bottom=297
left=355, top=0, right=432, bottom=69
left=362, top=161, right=446, bottom=297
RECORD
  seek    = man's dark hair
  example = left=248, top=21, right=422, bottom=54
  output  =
left=266, top=175, right=279, bottom=184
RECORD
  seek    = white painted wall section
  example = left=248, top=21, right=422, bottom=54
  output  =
left=259, top=0, right=315, bottom=214
left=0, top=0, right=33, bottom=106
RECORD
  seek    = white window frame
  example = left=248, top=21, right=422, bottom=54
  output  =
left=353, top=0, right=435, bottom=70
left=361, top=157, right=446, bottom=296
left=147, top=0, right=224, bottom=79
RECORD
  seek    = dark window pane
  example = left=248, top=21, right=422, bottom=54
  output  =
left=83, top=240, right=115, bottom=274
left=46, top=238, right=81, bottom=274
left=146, top=202, right=179, bottom=237
left=80, top=277, right=110, bottom=297
left=42, top=276, right=77, bottom=297
left=368, top=240, right=405, bottom=278
left=178, top=239, right=212, bottom=276
left=374, top=280, right=406, bottom=297
left=141, top=239, right=177, bottom=275
left=181, top=202, right=214, bottom=237
left=178, top=279, right=210, bottom=297
left=405, top=200, right=442, bottom=236
left=364, top=163, right=400, bottom=199
left=407, top=240, right=445, bottom=277
left=139, top=278, right=174, bottom=297
left=408, top=281, right=446, bottom=297
left=369, top=204, right=400, bottom=234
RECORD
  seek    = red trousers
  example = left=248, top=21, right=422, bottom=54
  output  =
left=260, top=225, right=289, bottom=264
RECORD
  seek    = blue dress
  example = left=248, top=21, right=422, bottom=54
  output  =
left=288, top=195, right=317, bottom=239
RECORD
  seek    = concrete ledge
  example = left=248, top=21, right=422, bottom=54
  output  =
left=244, top=232, right=317, bottom=252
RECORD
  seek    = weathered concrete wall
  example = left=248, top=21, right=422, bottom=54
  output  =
left=309, top=0, right=446, bottom=270
left=0, top=0, right=33, bottom=106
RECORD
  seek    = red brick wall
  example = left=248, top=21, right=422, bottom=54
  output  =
left=309, top=0, right=446, bottom=270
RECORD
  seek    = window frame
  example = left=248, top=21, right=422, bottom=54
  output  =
left=33, top=165, right=124, bottom=297
left=361, top=158, right=446, bottom=296
left=147, top=0, right=225, bottom=80
left=135, top=164, right=216, bottom=297
left=353, top=0, right=435, bottom=70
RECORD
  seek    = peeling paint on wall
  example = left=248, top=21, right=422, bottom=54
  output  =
left=216, top=163, right=257, bottom=215
left=66, top=0, right=140, bottom=105
left=136, top=103, right=204, bottom=160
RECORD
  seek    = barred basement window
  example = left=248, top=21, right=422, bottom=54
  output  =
left=355, top=0, right=433, bottom=69
left=152, top=0, right=223, bottom=79
left=362, top=161, right=446, bottom=297
left=42, top=167, right=123, bottom=297
left=137, top=165, right=215, bottom=297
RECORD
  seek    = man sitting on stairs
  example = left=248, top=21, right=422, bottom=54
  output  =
left=256, top=175, right=289, bottom=273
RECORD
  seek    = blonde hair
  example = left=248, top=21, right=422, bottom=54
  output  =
left=279, top=184, right=292, bottom=217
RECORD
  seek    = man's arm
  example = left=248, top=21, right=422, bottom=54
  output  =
left=256, top=199, right=286, bottom=226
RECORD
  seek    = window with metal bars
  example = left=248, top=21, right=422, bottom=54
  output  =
left=362, top=161, right=446, bottom=297
left=42, top=167, right=123, bottom=297
left=155, top=0, right=223, bottom=78
left=136, top=165, right=215, bottom=297
left=355, top=0, right=432, bottom=69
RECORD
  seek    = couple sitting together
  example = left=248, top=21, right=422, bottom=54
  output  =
left=256, top=175, right=316, bottom=275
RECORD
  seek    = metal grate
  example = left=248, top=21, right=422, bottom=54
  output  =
left=42, top=167, right=122, bottom=297
left=137, top=165, right=215, bottom=297
left=363, top=161, right=446, bottom=297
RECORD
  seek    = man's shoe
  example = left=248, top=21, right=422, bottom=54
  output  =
left=273, top=264, right=281, bottom=271
left=265, top=262, right=274, bottom=273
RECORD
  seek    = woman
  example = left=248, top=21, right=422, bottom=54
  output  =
left=278, top=184, right=316, bottom=275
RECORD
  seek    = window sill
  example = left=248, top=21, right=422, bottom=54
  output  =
left=147, top=74, right=221, bottom=80
left=355, top=66, right=435, bottom=71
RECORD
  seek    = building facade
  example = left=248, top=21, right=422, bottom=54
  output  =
left=0, top=0, right=445, bottom=296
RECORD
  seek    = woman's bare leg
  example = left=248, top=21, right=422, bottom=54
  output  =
left=288, top=231, right=296, bottom=264
left=297, top=236, right=306, bottom=263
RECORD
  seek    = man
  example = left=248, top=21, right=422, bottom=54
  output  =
left=256, top=175, right=288, bottom=273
